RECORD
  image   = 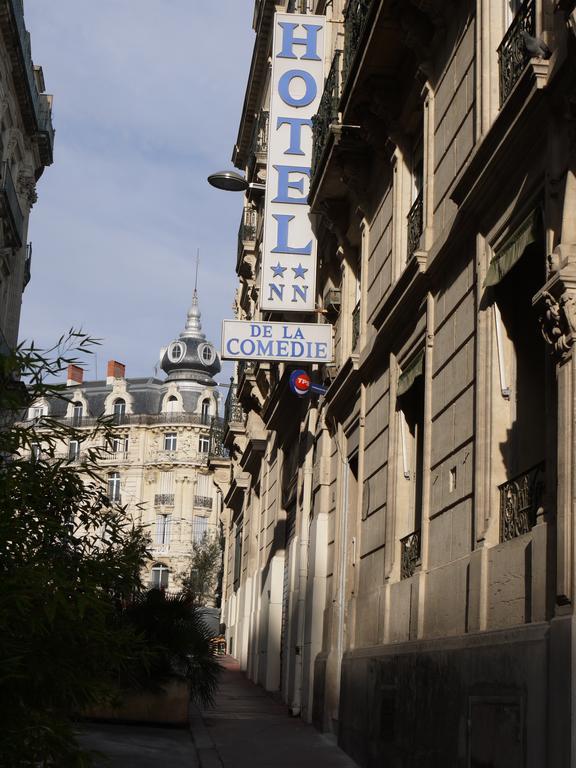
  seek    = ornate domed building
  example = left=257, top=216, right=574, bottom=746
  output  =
left=25, top=290, right=229, bottom=597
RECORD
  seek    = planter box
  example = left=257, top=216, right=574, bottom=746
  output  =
left=85, top=679, right=191, bottom=726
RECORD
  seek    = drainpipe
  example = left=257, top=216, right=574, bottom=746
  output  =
left=290, top=402, right=318, bottom=716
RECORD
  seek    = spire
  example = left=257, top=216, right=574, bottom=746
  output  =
left=180, top=250, right=206, bottom=340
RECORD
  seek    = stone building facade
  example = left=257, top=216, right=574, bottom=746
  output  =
left=28, top=293, right=229, bottom=595
left=221, top=0, right=576, bottom=764
left=0, top=0, right=54, bottom=352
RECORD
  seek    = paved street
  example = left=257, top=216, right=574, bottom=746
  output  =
left=78, top=723, right=199, bottom=767
left=191, top=656, right=359, bottom=768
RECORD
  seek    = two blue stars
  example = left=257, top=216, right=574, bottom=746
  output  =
left=271, top=262, right=308, bottom=279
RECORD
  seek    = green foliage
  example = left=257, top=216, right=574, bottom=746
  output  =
left=180, top=532, right=223, bottom=606
left=0, top=334, right=220, bottom=766
left=121, top=590, right=220, bottom=707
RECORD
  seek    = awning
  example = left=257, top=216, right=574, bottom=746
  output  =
left=397, top=349, right=425, bottom=398
left=484, top=209, right=541, bottom=288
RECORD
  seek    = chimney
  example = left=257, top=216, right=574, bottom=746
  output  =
left=66, top=364, right=84, bottom=386
left=106, top=360, right=125, bottom=384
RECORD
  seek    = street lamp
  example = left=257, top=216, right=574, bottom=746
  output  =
left=207, top=170, right=265, bottom=193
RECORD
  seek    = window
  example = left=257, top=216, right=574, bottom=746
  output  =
left=155, top=471, right=175, bottom=506
left=489, top=214, right=548, bottom=541
left=198, top=343, right=216, bottom=366
left=156, top=514, right=172, bottom=547
left=107, top=472, right=121, bottom=503
left=165, top=395, right=178, bottom=414
left=192, top=515, right=208, bottom=543
left=72, top=401, right=83, bottom=426
left=150, top=563, right=169, bottom=590
left=112, top=398, right=126, bottom=424
left=164, top=432, right=177, bottom=451
left=68, top=440, right=80, bottom=462
left=505, top=0, right=521, bottom=29
left=30, top=405, right=46, bottom=421
left=407, top=138, right=424, bottom=262
left=198, top=435, right=210, bottom=454
left=397, top=350, right=425, bottom=579
left=168, top=342, right=185, bottom=363
left=233, top=520, right=243, bottom=591
left=195, top=474, right=213, bottom=508
left=110, top=435, right=128, bottom=455
left=160, top=471, right=174, bottom=494
left=201, top=399, right=211, bottom=424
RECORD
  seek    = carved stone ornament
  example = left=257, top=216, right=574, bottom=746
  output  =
left=539, top=290, right=576, bottom=359
left=17, top=169, right=37, bottom=208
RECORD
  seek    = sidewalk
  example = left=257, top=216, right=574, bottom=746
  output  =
left=78, top=722, right=199, bottom=767
left=191, top=656, right=359, bottom=768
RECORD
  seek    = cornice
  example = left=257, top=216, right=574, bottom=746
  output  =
left=232, top=0, right=275, bottom=169
left=223, top=471, right=250, bottom=515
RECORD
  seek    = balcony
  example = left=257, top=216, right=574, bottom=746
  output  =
left=236, top=207, right=257, bottom=278
left=209, top=417, right=229, bottom=460
left=224, top=383, right=245, bottom=426
left=22, top=242, right=31, bottom=290
left=400, top=530, right=421, bottom=579
left=154, top=493, right=175, bottom=507
left=250, top=109, right=269, bottom=161
left=0, top=0, right=54, bottom=165
left=406, top=190, right=423, bottom=261
left=497, top=0, right=536, bottom=106
left=352, top=300, right=361, bottom=351
left=499, top=462, right=544, bottom=542
left=0, top=162, right=23, bottom=247
left=54, top=412, right=220, bottom=428
left=194, top=495, right=213, bottom=509
left=311, top=50, right=341, bottom=181
left=342, top=0, right=374, bottom=92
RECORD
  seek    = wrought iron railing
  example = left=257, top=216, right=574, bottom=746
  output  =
left=22, top=242, right=31, bottom=290
left=499, top=461, right=544, bottom=542
left=239, top=207, right=257, bottom=243
left=224, top=382, right=245, bottom=425
left=342, top=0, right=373, bottom=89
left=154, top=493, right=175, bottom=506
left=237, top=207, right=257, bottom=265
left=407, top=190, right=424, bottom=261
left=400, top=530, right=421, bottom=579
left=250, top=109, right=269, bottom=158
left=352, top=300, right=361, bottom=350
left=194, top=495, right=213, bottom=509
left=209, top=417, right=228, bottom=458
left=497, top=0, right=536, bottom=105
left=1, top=161, right=23, bottom=247
left=311, top=50, right=341, bottom=179
left=50, top=412, right=224, bottom=428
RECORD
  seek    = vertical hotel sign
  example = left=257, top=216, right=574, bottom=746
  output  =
left=260, top=13, right=326, bottom=312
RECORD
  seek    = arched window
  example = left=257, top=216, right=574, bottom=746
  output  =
left=72, top=401, right=83, bottom=426
left=107, top=472, right=121, bottom=503
left=151, top=563, right=169, bottom=590
left=112, top=398, right=126, bottom=424
left=166, top=395, right=178, bottom=414
left=201, top=398, right=211, bottom=424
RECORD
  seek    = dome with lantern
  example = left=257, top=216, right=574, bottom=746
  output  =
left=160, top=289, right=221, bottom=385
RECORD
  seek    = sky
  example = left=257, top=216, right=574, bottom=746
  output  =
left=19, top=0, right=255, bottom=388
